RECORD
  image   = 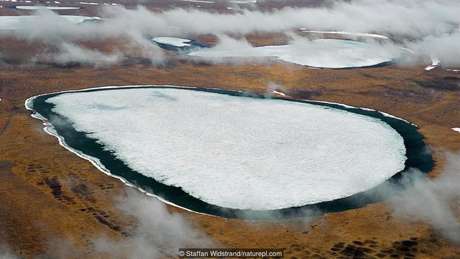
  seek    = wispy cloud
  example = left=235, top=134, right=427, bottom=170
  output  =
left=375, top=152, right=460, bottom=243
left=45, top=42, right=123, bottom=67
left=92, top=189, right=214, bottom=259
left=0, top=245, right=18, bottom=259
left=1, top=1, right=460, bottom=67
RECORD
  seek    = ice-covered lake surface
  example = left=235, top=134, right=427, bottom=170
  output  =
left=0, top=15, right=100, bottom=31
left=14, top=6, right=81, bottom=10
left=152, top=36, right=208, bottom=52
left=152, top=37, right=193, bottom=47
left=28, top=86, right=433, bottom=217
left=189, top=39, right=399, bottom=69
left=298, top=30, right=390, bottom=40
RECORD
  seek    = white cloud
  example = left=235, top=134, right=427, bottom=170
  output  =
left=2, top=1, right=460, bottom=67
left=48, top=42, right=123, bottom=67
left=0, top=245, right=18, bottom=259
left=376, top=153, right=460, bottom=243
left=93, top=189, right=214, bottom=259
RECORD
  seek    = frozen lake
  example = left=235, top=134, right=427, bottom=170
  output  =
left=189, top=39, right=399, bottom=69
left=27, top=86, right=433, bottom=217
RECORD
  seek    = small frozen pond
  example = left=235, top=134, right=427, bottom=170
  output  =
left=152, top=36, right=208, bottom=52
left=189, top=39, right=399, bottom=69
left=0, top=15, right=101, bottom=31
left=14, top=6, right=81, bottom=10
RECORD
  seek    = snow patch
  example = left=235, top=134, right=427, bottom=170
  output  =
left=425, top=56, right=440, bottom=71
left=79, top=1, right=99, bottom=5
left=230, top=0, right=257, bottom=4
left=181, top=0, right=215, bottom=4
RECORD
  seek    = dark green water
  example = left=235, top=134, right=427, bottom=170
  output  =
left=29, top=86, right=434, bottom=219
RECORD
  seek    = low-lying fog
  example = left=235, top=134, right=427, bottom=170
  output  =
left=0, top=0, right=459, bottom=68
